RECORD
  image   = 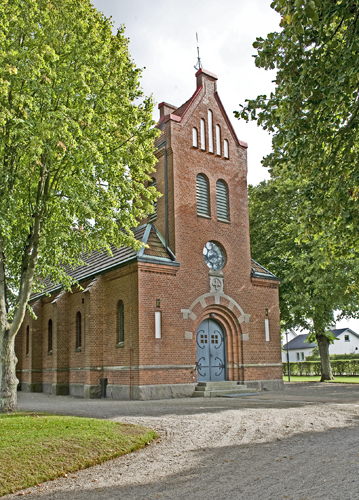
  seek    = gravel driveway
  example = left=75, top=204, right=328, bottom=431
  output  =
left=4, top=383, right=359, bottom=500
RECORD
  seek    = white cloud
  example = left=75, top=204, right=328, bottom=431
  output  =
left=92, top=0, right=280, bottom=184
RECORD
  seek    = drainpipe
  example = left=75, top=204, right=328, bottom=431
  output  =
left=156, top=140, right=169, bottom=248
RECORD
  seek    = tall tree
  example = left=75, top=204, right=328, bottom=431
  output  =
left=236, top=0, right=359, bottom=254
left=248, top=180, right=359, bottom=380
left=0, top=0, right=159, bottom=411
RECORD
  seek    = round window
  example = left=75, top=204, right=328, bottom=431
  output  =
left=203, top=241, right=226, bottom=271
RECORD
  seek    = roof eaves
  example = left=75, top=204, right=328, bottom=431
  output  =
left=251, top=259, right=280, bottom=281
left=251, top=272, right=281, bottom=282
left=137, top=255, right=180, bottom=267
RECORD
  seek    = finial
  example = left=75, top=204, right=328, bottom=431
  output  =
left=194, top=32, right=203, bottom=71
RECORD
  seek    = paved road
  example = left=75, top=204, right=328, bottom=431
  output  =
left=5, top=383, right=359, bottom=500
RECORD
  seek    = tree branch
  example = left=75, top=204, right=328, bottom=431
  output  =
left=9, top=162, right=51, bottom=339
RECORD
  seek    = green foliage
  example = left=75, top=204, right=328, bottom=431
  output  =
left=0, top=0, right=159, bottom=312
left=236, top=0, right=359, bottom=253
left=283, top=359, right=359, bottom=376
left=283, top=375, right=359, bottom=383
left=248, top=180, right=359, bottom=336
left=0, top=412, right=156, bottom=496
left=306, top=352, right=359, bottom=361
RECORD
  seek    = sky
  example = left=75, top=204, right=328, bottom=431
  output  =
left=91, top=0, right=280, bottom=186
left=91, top=0, right=359, bottom=334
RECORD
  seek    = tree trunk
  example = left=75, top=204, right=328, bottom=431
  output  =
left=0, top=328, right=18, bottom=412
left=316, top=334, right=334, bottom=381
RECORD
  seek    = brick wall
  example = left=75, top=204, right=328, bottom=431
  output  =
left=15, top=69, right=282, bottom=398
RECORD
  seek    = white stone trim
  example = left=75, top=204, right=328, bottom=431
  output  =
left=182, top=292, right=250, bottom=325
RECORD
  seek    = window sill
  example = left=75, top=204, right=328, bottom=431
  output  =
left=47, top=350, right=52, bottom=356
left=217, top=217, right=230, bottom=224
left=197, top=214, right=211, bottom=220
left=75, top=347, right=82, bottom=352
left=116, top=342, right=124, bottom=349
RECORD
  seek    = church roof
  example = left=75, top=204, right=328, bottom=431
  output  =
left=31, top=224, right=178, bottom=301
left=251, top=260, right=279, bottom=281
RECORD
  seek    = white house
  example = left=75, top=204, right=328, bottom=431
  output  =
left=329, top=328, right=359, bottom=355
left=282, top=334, right=316, bottom=362
left=281, top=328, right=359, bottom=362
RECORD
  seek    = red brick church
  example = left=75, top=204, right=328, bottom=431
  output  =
left=15, top=69, right=283, bottom=399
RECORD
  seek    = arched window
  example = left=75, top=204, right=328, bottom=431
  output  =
left=48, top=319, right=53, bottom=353
left=224, top=139, right=229, bottom=159
left=208, top=110, right=213, bottom=153
left=149, top=178, right=157, bottom=222
left=196, top=174, right=210, bottom=217
left=216, top=125, right=221, bottom=156
left=76, top=312, right=82, bottom=349
left=200, top=119, right=206, bottom=150
left=26, top=325, right=29, bottom=355
left=216, top=180, right=229, bottom=221
left=117, top=300, right=124, bottom=345
left=192, top=127, right=198, bottom=148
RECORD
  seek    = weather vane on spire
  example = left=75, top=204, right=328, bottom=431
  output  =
left=194, top=32, right=203, bottom=71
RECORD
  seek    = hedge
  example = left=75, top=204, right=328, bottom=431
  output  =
left=306, top=353, right=359, bottom=361
left=282, top=359, right=359, bottom=376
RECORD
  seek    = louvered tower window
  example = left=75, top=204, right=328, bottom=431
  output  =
left=196, top=174, right=210, bottom=217
left=149, top=178, right=157, bottom=222
left=216, top=180, right=229, bottom=221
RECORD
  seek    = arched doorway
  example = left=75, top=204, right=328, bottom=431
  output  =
left=196, top=319, right=226, bottom=382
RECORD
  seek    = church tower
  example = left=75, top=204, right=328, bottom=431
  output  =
left=138, top=68, right=283, bottom=392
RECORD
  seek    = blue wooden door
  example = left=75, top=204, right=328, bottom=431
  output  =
left=196, top=319, right=226, bottom=382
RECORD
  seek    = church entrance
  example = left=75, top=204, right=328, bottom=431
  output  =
left=196, top=319, right=226, bottom=382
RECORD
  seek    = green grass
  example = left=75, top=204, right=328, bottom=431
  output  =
left=0, top=412, right=157, bottom=496
left=283, top=375, right=359, bottom=383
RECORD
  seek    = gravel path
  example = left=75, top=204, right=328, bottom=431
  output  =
left=4, top=383, right=359, bottom=500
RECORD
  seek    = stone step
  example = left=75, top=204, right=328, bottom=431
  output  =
left=194, top=384, right=240, bottom=392
left=193, top=381, right=260, bottom=398
left=196, top=381, right=240, bottom=389
left=193, top=388, right=255, bottom=398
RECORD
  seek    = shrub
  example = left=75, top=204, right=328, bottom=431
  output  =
left=283, top=359, right=359, bottom=376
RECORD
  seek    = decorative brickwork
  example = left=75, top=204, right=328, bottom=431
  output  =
left=16, top=69, right=283, bottom=400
